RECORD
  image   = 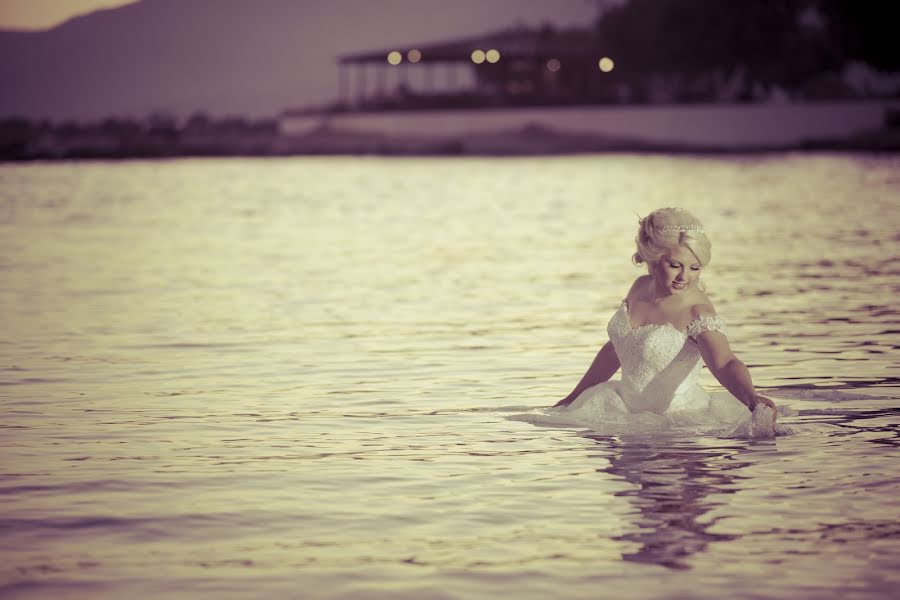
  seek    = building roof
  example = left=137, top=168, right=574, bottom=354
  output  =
left=338, top=26, right=597, bottom=64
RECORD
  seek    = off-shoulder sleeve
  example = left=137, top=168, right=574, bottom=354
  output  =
left=686, top=314, right=727, bottom=340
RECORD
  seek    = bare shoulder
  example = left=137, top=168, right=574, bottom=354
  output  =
left=624, top=275, right=651, bottom=303
left=688, top=294, right=717, bottom=320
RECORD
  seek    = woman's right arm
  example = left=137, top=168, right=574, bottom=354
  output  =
left=554, top=339, right=620, bottom=407
left=555, top=279, right=644, bottom=408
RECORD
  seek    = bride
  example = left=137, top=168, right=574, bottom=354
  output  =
left=549, top=207, right=782, bottom=437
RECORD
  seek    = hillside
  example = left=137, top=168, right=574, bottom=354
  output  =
left=0, top=0, right=594, bottom=119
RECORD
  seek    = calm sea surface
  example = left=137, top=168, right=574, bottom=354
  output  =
left=1, top=155, right=899, bottom=599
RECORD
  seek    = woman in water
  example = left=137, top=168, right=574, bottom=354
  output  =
left=552, top=207, right=779, bottom=434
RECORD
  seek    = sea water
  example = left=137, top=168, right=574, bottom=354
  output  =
left=0, top=154, right=898, bottom=599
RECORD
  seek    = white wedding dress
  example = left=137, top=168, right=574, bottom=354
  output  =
left=514, top=302, right=788, bottom=437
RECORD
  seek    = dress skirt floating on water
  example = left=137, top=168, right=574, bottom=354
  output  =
left=512, top=302, right=789, bottom=437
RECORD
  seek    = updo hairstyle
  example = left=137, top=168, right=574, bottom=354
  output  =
left=633, top=207, right=711, bottom=269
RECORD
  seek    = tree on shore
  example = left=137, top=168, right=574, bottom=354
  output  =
left=594, top=0, right=898, bottom=101
left=819, top=0, right=899, bottom=71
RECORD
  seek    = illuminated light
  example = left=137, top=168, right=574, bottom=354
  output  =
left=546, top=58, right=561, bottom=72
left=408, top=49, right=422, bottom=63
left=598, top=57, right=614, bottom=72
left=485, top=49, right=501, bottom=63
left=387, top=51, right=402, bottom=65
left=471, top=49, right=486, bottom=64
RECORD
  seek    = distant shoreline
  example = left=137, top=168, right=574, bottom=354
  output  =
left=279, top=100, right=900, bottom=156
left=2, top=128, right=899, bottom=161
left=2, top=101, right=900, bottom=160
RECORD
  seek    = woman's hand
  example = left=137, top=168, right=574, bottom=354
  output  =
left=750, top=394, right=778, bottom=428
left=554, top=396, right=574, bottom=408
left=750, top=394, right=777, bottom=412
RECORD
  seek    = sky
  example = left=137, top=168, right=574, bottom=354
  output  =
left=0, top=0, right=138, bottom=30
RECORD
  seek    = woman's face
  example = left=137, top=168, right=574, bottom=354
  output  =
left=653, top=245, right=702, bottom=295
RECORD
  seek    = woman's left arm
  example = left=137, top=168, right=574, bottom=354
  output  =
left=695, top=327, right=777, bottom=413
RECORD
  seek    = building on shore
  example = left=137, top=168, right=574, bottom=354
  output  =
left=294, top=22, right=900, bottom=118
left=330, top=25, right=618, bottom=112
left=278, top=26, right=900, bottom=152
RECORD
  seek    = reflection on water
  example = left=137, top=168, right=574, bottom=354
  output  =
left=593, top=436, right=747, bottom=570
left=0, top=155, right=899, bottom=599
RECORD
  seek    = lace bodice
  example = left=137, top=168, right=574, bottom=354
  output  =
left=606, top=302, right=727, bottom=413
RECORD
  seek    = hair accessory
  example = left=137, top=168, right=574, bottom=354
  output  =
left=661, top=225, right=704, bottom=233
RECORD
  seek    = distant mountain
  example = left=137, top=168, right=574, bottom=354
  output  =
left=0, top=0, right=595, bottom=120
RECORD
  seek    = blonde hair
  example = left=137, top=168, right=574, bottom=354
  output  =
left=633, top=207, right=711, bottom=268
